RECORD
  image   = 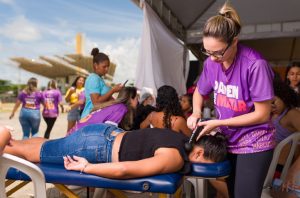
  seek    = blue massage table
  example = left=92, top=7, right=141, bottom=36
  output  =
left=5, top=159, right=230, bottom=198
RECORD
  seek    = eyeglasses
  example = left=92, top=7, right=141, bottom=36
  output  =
left=201, top=41, right=232, bottom=59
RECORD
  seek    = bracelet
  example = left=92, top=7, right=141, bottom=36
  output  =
left=80, top=163, right=88, bottom=174
left=192, top=111, right=201, bottom=117
left=193, top=110, right=201, bottom=115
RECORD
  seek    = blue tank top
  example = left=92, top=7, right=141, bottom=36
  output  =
left=273, top=109, right=293, bottom=143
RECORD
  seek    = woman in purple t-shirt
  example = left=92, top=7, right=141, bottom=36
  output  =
left=42, top=80, right=64, bottom=139
left=10, top=77, right=44, bottom=139
left=67, top=86, right=138, bottom=136
left=187, top=2, right=275, bottom=198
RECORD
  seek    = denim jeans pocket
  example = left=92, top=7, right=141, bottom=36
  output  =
left=80, top=124, right=107, bottom=137
left=71, top=144, right=106, bottom=163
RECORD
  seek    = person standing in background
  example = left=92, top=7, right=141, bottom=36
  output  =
left=141, top=85, right=191, bottom=137
left=187, top=2, right=275, bottom=198
left=285, top=62, right=300, bottom=94
left=180, top=94, right=193, bottom=119
left=9, top=77, right=43, bottom=139
left=132, top=92, right=155, bottom=130
left=80, top=48, right=123, bottom=118
left=42, top=80, right=64, bottom=139
left=65, top=76, right=85, bottom=131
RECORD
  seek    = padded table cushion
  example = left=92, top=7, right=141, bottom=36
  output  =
left=6, top=160, right=230, bottom=194
left=188, top=160, right=231, bottom=178
left=6, top=163, right=182, bottom=194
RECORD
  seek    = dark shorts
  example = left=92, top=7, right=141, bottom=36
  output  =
left=67, top=108, right=81, bottom=121
left=40, top=124, right=123, bottom=164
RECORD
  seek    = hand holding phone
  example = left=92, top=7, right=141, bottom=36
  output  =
left=123, top=80, right=128, bottom=86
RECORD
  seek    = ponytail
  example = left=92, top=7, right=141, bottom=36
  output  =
left=203, top=2, right=241, bottom=43
left=90, top=48, right=109, bottom=64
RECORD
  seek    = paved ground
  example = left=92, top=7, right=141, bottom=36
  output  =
left=0, top=103, right=67, bottom=140
left=0, top=103, right=69, bottom=198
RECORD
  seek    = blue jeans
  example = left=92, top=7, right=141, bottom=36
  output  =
left=40, top=124, right=124, bottom=164
left=19, top=108, right=41, bottom=139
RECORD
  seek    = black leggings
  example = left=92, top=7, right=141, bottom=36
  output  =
left=43, top=117, right=57, bottom=139
left=226, top=150, right=273, bottom=198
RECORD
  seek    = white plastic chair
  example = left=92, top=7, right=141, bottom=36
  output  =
left=262, top=132, right=300, bottom=198
left=0, top=153, right=47, bottom=198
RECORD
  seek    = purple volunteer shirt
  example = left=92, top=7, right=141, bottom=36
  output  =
left=78, top=90, right=85, bottom=110
left=67, top=103, right=128, bottom=135
left=197, top=44, right=275, bottom=154
left=42, top=89, right=63, bottom=118
left=18, top=91, right=43, bottom=110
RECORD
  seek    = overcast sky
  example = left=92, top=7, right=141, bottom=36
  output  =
left=0, top=0, right=143, bottom=86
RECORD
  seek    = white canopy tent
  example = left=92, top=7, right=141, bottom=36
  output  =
left=135, top=2, right=189, bottom=96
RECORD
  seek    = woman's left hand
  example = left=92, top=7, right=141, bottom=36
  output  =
left=196, top=119, right=221, bottom=140
left=64, top=155, right=89, bottom=172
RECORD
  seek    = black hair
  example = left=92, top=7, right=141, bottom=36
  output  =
left=285, top=62, right=300, bottom=87
left=195, top=132, right=227, bottom=162
left=273, top=78, right=300, bottom=108
left=181, top=93, right=193, bottom=107
left=91, top=48, right=110, bottom=64
left=71, top=76, right=85, bottom=87
left=156, top=85, right=184, bottom=129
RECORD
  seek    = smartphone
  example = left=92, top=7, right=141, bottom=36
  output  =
left=123, top=80, right=128, bottom=86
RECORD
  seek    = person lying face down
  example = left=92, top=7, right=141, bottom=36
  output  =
left=1, top=123, right=227, bottom=179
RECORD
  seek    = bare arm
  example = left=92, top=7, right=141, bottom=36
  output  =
left=282, top=155, right=300, bottom=191
left=198, top=100, right=272, bottom=137
left=0, top=126, right=11, bottom=155
left=65, top=88, right=75, bottom=103
left=287, top=109, right=300, bottom=132
left=64, top=148, right=183, bottom=179
left=9, top=100, right=22, bottom=119
left=90, top=84, right=123, bottom=105
left=176, top=117, right=192, bottom=137
left=140, top=112, right=153, bottom=129
left=192, top=87, right=205, bottom=116
left=59, top=103, right=64, bottom=113
left=187, top=87, right=204, bottom=129
left=69, top=99, right=84, bottom=111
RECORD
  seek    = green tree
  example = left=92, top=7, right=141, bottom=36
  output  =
left=0, top=79, right=25, bottom=96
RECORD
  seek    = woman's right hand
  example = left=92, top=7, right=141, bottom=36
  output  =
left=112, top=83, right=123, bottom=93
left=187, top=114, right=201, bottom=129
left=9, top=113, right=14, bottom=119
left=69, top=87, right=76, bottom=93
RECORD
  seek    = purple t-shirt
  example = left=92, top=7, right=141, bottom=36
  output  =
left=67, top=103, right=128, bottom=135
left=18, top=90, right=43, bottom=110
left=197, top=44, right=275, bottom=154
left=78, top=90, right=85, bottom=110
left=42, top=89, right=62, bottom=118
